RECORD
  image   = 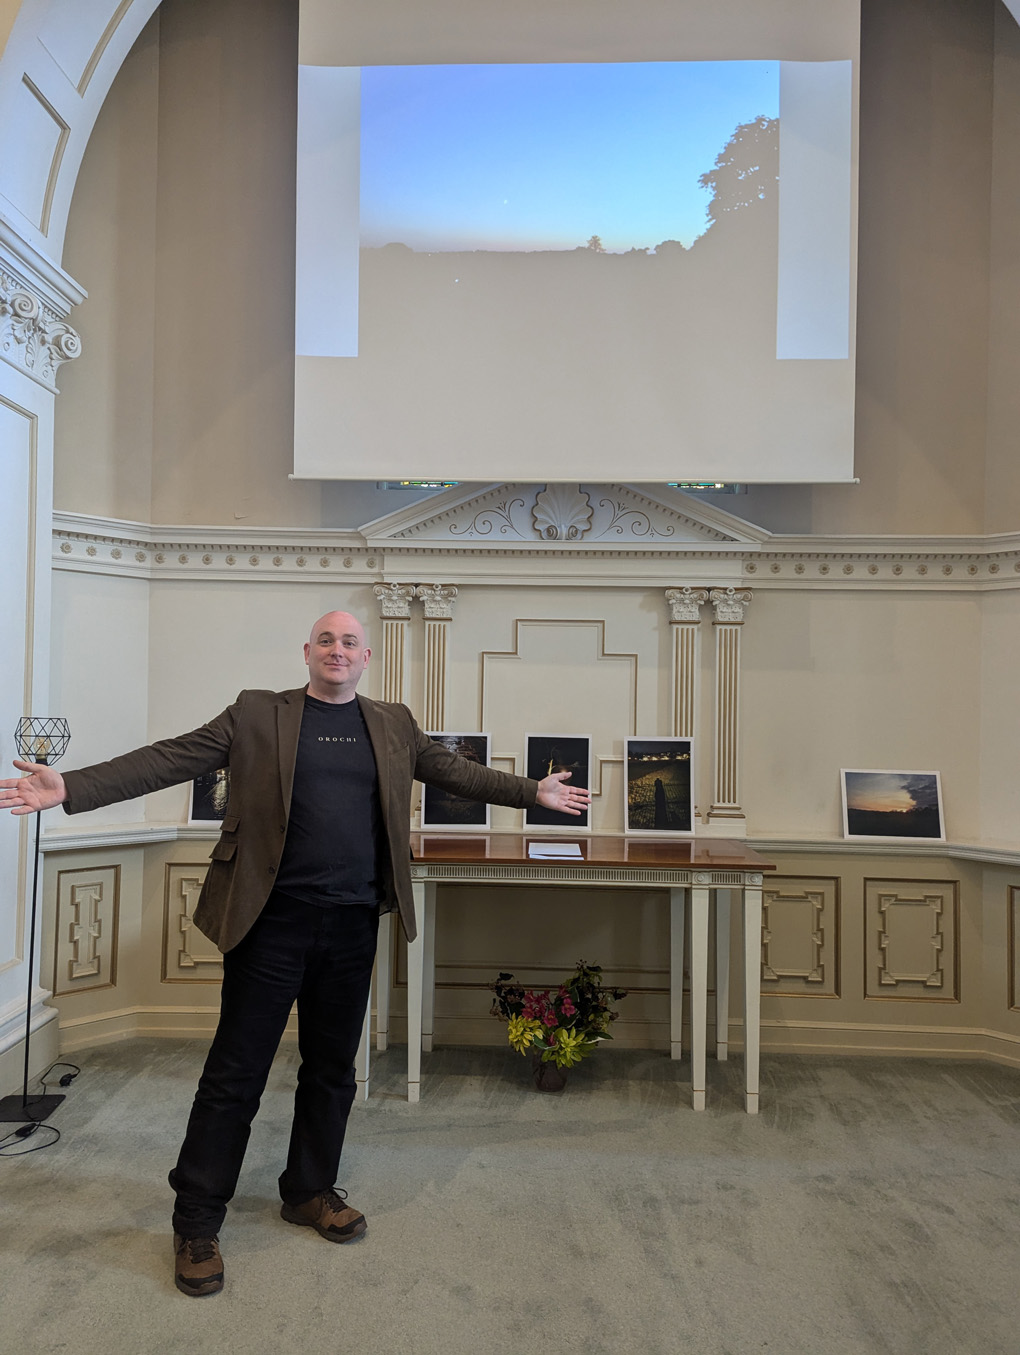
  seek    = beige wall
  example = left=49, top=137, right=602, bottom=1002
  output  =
left=52, top=0, right=1015, bottom=538
left=37, top=0, right=1020, bottom=1069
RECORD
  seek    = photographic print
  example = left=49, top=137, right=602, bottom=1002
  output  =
left=841, top=770, right=945, bottom=841
left=422, top=733, right=491, bottom=829
left=625, top=738, right=694, bottom=834
left=524, top=734, right=591, bottom=830
left=189, top=769, right=231, bottom=824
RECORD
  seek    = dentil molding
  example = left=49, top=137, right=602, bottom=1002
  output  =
left=53, top=503, right=1020, bottom=591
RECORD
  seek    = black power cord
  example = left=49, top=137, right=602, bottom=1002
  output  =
left=0, top=1061, right=81, bottom=1157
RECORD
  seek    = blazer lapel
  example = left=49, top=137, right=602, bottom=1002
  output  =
left=277, top=687, right=306, bottom=810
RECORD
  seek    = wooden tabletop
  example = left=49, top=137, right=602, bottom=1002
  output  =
left=409, top=833, right=775, bottom=871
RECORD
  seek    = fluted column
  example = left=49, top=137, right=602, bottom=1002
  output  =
left=373, top=583, right=416, bottom=705
left=416, top=584, right=458, bottom=731
left=665, top=587, right=709, bottom=738
left=707, top=588, right=753, bottom=822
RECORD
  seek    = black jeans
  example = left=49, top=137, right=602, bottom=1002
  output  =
left=169, top=892, right=379, bottom=1239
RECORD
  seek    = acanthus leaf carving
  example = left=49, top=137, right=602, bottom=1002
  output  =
left=0, top=271, right=82, bottom=388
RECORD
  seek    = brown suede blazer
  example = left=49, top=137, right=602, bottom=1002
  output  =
left=61, top=688, right=538, bottom=952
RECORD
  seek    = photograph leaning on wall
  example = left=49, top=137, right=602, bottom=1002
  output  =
left=840, top=769, right=945, bottom=841
left=525, top=734, right=591, bottom=830
left=422, top=733, right=491, bottom=829
left=624, top=738, right=694, bottom=835
left=189, top=769, right=231, bottom=824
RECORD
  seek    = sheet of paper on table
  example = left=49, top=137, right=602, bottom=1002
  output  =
left=527, top=842, right=583, bottom=859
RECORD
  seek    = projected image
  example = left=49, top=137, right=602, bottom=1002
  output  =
left=294, top=55, right=854, bottom=482
left=360, top=62, right=777, bottom=254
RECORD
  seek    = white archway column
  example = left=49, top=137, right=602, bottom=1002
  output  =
left=0, top=226, right=83, bottom=1095
left=373, top=583, right=416, bottom=705
left=416, top=584, right=458, bottom=732
left=707, top=587, right=753, bottom=827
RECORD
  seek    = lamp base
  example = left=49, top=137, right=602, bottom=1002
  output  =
left=0, top=1092, right=65, bottom=1122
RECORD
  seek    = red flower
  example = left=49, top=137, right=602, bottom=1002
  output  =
left=544, top=1012, right=558, bottom=1028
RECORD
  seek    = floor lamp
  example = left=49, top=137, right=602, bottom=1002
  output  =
left=0, top=716, right=71, bottom=1123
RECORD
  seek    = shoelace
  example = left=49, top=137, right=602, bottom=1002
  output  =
left=184, top=1237, right=219, bottom=1263
left=319, top=1188, right=350, bottom=1213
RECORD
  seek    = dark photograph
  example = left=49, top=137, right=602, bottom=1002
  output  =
left=625, top=738, right=693, bottom=834
left=422, top=733, right=491, bottom=829
left=841, top=770, right=944, bottom=841
left=189, top=768, right=231, bottom=824
left=525, top=734, right=591, bottom=829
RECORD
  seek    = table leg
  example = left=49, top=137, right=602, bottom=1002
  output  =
left=406, top=881, right=427, bottom=1104
left=669, top=887, right=686, bottom=1061
left=715, top=889, right=731, bottom=1062
left=742, top=882, right=763, bottom=1114
left=355, top=969, right=371, bottom=1101
left=421, top=884, right=437, bottom=1054
left=690, top=886, right=709, bottom=1111
left=375, top=911, right=391, bottom=1052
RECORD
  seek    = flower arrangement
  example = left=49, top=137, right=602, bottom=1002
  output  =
left=490, top=961, right=628, bottom=1071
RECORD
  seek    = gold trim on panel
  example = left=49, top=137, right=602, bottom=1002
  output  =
left=863, top=877, right=960, bottom=1004
left=20, top=75, right=70, bottom=235
left=161, top=863, right=223, bottom=983
left=760, top=875, right=841, bottom=998
left=52, top=865, right=120, bottom=996
left=479, top=618, right=638, bottom=734
left=77, top=0, right=135, bottom=93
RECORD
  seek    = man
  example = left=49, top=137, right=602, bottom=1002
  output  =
left=0, top=611, right=589, bottom=1297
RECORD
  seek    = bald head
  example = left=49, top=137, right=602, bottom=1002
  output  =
left=304, top=611, right=371, bottom=703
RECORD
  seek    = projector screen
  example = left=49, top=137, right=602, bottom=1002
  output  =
left=295, top=0, right=859, bottom=484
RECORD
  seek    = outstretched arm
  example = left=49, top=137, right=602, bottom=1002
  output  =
left=535, top=770, right=591, bottom=818
left=0, top=760, right=68, bottom=815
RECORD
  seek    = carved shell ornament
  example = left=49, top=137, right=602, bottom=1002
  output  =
left=532, top=485, right=594, bottom=541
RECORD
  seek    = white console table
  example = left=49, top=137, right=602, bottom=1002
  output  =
left=357, top=834, right=773, bottom=1112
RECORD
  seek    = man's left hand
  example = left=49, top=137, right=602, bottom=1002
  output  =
left=535, top=771, right=591, bottom=817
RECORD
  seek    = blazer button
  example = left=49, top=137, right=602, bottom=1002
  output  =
left=267, top=866, right=276, bottom=875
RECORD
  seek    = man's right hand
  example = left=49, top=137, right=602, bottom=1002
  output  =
left=0, top=760, right=68, bottom=814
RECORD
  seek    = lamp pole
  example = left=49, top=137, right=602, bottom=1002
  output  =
left=0, top=718, right=70, bottom=1123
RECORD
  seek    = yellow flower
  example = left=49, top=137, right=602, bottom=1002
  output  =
left=549, top=1027, right=592, bottom=1068
left=507, top=1015, right=543, bottom=1054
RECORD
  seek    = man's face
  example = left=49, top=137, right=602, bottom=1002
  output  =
left=304, top=612, right=371, bottom=703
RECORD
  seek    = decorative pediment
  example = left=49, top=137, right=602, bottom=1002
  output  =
left=359, top=483, right=769, bottom=553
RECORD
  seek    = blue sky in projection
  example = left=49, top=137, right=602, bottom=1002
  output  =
left=359, top=62, right=779, bottom=253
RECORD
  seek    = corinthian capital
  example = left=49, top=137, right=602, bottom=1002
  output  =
left=0, top=271, right=82, bottom=391
left=373, top=582, right=416, bottom=618
left=709, top=587, right=753, bottom=624
left=665, top=587, right=710, bottom=622
left=416, top=583, right=459, bottom=619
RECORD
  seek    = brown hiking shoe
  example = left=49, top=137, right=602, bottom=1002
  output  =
left=173, top=1234, right=224, bottom=1297
left=280, top=1188, right=367, bottom=1243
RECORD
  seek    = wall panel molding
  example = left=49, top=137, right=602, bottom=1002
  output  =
left=864, top=877, right=960, bottom=1002
left=761, top=875, right=840, bottom=997
left=162, top=863, right=222, bottom=984
left=52, top=864, right=119, bottom=995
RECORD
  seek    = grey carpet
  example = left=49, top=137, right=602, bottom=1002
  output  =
left=3, top=1039, right=1020, bottom=1355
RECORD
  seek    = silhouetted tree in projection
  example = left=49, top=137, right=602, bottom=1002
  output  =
left=698, top=115, right=778, bottom=226
left=585, top=234, right=606, bottom=252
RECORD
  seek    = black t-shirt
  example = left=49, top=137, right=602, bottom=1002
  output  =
left=274, top=694, right=383, bottom=906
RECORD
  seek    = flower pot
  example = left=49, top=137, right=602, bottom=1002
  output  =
left=531, top=1054, right=568, bottom=1093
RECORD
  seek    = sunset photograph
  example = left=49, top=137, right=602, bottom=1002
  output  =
left=841, top=770, right=944, bottom=840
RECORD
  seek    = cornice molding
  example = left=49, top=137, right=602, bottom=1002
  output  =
left=39, top=821, right=1020, bottom=868
left=53, top=508, right=1020, bottom=589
